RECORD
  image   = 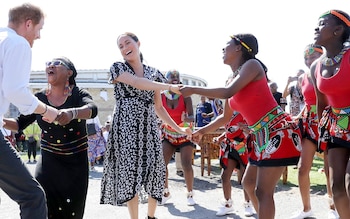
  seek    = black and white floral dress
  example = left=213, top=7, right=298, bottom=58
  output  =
left=100, top=62, right=166, bottom=205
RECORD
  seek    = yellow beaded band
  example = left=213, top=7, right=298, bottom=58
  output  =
left=230, top=35, right=253, bottom=53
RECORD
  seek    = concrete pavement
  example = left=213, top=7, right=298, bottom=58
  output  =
left=0, top=156, right=331, bottom=219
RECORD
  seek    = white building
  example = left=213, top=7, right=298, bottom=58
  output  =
left=7, top=69, right=208, bottom=124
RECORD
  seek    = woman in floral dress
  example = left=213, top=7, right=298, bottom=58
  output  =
left=100, top=32, right=191, bottom=219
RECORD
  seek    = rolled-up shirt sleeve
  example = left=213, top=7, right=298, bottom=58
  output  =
left=2, top=39, right=39, bottom=115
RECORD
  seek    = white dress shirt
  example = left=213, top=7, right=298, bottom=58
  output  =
left=0, top=27, right=39, bottom=127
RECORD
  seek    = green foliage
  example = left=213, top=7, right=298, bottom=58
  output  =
left=204, top=155, right=328, bottom=194
left=287, top=157, right=327, bottom=186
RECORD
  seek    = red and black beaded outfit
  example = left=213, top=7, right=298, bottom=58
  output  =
left=160, top=93, right=194, bottom=147
left=228, top=76, right=301, bottom=166
left=300, top=72, right=324, bottom=151
left=316, top=50, right=350, bottom=150
left=17, top=86, right=97, bottom=219
left=219, top=111, right=248, bottom=170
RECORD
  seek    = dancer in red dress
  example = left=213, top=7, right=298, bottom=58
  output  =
left=181, top=33, right=301, bottom=218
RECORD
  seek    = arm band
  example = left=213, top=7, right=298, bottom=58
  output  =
left=40, top=105, right=48, bottom=115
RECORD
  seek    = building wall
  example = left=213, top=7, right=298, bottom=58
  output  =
left=83, top=88, right=114, bottom=125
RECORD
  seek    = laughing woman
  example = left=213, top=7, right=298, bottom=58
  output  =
left=100, top=32, right=192, bottom=219
left=4, top=56, right=98, bottom=219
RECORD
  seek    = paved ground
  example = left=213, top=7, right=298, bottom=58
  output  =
left=0, top=155, right=331, bottom=219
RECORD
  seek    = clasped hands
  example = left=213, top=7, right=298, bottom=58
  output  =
left=41, top=107, right=75, bottom=126
left=179, top=128, right=204, bottom=145
left=168, top=85, right=193, bottom=98
left=54, top=109, right=76, bottom=126
left=43, top=109, right=73, bottom=126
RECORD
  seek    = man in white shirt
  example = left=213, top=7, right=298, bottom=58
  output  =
left=0, top=3, right=58, bottom=219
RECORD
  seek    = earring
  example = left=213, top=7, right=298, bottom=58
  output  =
left=334, top=32, right=337, bottom=36
left=64, top=78, right=72, bottom=96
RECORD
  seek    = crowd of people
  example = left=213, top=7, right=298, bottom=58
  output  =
left=1, top=3, right=350, bottom=219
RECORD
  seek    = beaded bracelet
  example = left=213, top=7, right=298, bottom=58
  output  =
left=40, top=105, right=48, bottom=115
left=71, top=108, right=78, bottom=120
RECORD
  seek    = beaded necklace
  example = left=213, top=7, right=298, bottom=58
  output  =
left=227, top=66, right=242, bottom=85
left=163, top=90, right=180, bottom=100
left=322, top=44, right=350, bottom=66
left=232, top=66, right=242, bottom=78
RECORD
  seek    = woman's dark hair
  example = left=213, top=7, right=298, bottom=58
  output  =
left=118, top=32, right=144, bottom=62
left=56, top=56, right=77, bottom=86
left=232, top=33, right=268, bottom=78
left=232, top=34, right=258, bottom=58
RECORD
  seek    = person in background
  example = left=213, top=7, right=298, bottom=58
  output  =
left=0, top=3, right=58, bottom=219
left=102, top=121, right=111, bottom=143
left=283, top=69, right=305, bottom=116
left=15, top=130, right=26, bottom=152
left=23, top=121, right=41, bottom=163
left=269, top=81, right=287, bottom=111
left=4, top=56, right=98, bottom=219
left=290, top=44, right=337, bottom=219
left=208, top=97, right=224, bottom=120
left=310, top=9, right=350, bottom=219
left=158, top=69, right=196, bottom=206
left=100, top=32, right=192, bottom=219
left=87, top=116, right=106, bottom=171
left=195, top=96, right=213, bottom=127
left=180, top=33, right=301, bottom=219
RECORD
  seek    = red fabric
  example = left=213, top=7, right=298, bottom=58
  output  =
left=161, top=93, right=186, bottom=125
left=219, top=112, right=249, bottom=169
left=5, top=135, right=16, bottom=147
left=316, top=50, right=350, bottom=108
left=161, top=93, right=192, bottom=145
left=228, top=76, right=278, bottom=126
left=301, top=72, right=316, bottom=107
left=301, top=110, right=322, bottom=149
left=225, top=113, right=245, bottom=140
left=249, top=114, right=301, bottom=166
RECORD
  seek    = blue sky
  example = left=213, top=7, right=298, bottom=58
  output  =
left=1, top=0, right=349, bottom=90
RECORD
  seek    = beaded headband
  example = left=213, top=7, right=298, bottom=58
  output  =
left=304, top=46, right=323, bottom=57
left=230, top=35, right=253, bottom=53
left=165, top=70, right=179, bottom=79
left=320, top=10, right=350, bottom=27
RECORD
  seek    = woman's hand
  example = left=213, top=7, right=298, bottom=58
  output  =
left=169, top=84, right=181, bottom=94
left=213, top=133, right=225, bottom=143
left=179, top=86, right=193, bottom=97
left=178, top=127, right=193, bottom=140
left=55, top=109, right=74, bottom=126
left=41, top=106, right=59, bottom=123
left=192, top=130, right=204, bottom=144
left=238, top=123, right=250, bottom=135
